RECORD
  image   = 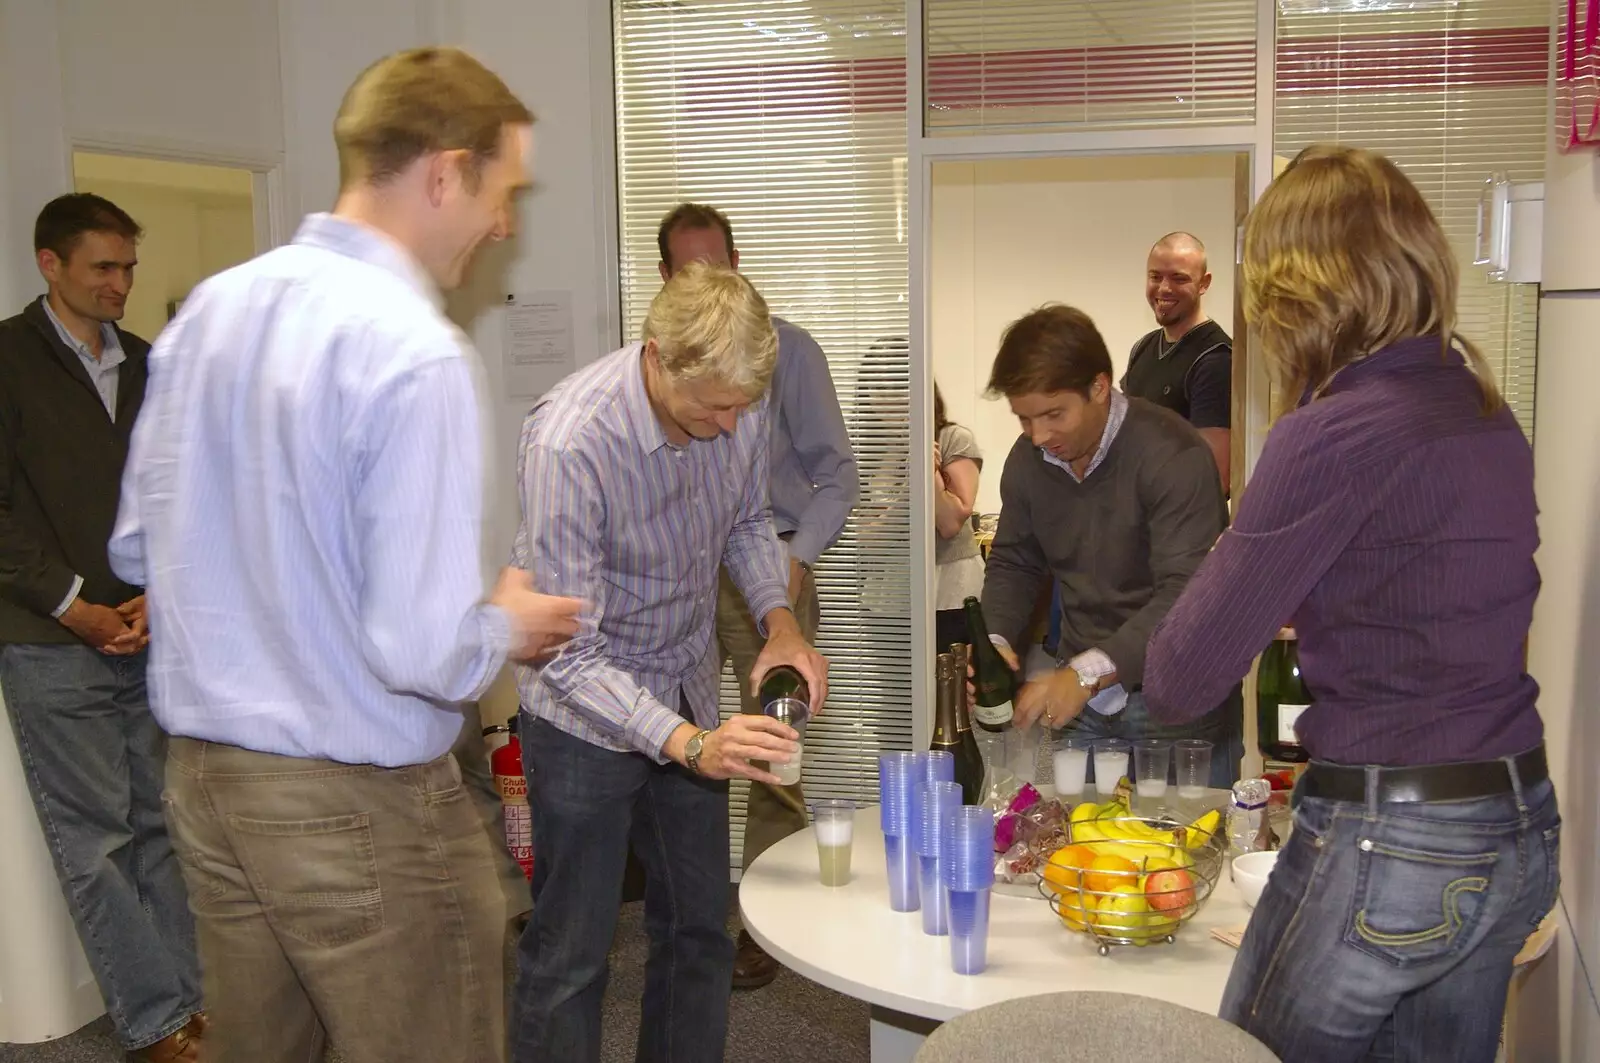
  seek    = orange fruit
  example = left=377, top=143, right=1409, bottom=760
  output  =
left=1083, top=854, right=1141, bottom=894
left=1042, top=844, right=1097, bottom=893
left=1056, top=890, right=1097, bottom=931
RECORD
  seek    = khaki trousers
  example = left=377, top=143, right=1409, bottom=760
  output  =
left=163, top=737, right=507, bottom=1063
left=715, top=565, right=819, bottom=871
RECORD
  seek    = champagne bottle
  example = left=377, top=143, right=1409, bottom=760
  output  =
left=961, top=596, right=1016, bottom=731
left=1256, top=627, right=1311, bottom=764
left=933, top=652, right=985, bottom=804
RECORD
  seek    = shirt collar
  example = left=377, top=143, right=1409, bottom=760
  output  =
left=292, top=213, right=443, bottom=310
left=623, top=343, right=673, bottom=454
left=39, top=296, right=125, bottom=370
left=1304, top=335, right=1459, bottom=406
left=1042, top=388, right=1128, bottom=482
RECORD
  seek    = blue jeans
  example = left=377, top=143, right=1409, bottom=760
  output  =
left=513, top=715, right=734, bottom=1063
left=0, top=644, right=201, bottom=1051
left=1221, top=761, right=1560, bottom=1062
left=1066, top=688, right=1244, bottom=790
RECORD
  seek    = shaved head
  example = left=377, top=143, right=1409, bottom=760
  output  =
left=1151, top=231, right=1208, bottom=274
left=1146, top=232, right=1212, bottom=335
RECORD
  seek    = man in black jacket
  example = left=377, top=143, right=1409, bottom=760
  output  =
left=0, top=194, right=202, bottom=1062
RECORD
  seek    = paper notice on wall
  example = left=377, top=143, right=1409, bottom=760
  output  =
left=503, top=291, right=575, bottom=401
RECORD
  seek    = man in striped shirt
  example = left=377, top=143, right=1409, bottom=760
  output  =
left=511, top=262, right=829, bottom=1063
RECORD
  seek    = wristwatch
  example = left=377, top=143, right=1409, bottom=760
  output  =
left=685, top=729, right=712, bottom=775
left=1073, top=667, right=1102, bottom=695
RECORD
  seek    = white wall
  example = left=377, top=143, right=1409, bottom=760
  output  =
left=930, top=153, right=1239, bottom=514
left=1521, top=141, right=1600, bottom=1061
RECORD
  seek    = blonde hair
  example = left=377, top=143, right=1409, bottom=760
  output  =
left=334, top=47, right=532, bottom=191
left=1243, top=144, right=1502, bottom=417
left=642, top=261, right=777, bottom=399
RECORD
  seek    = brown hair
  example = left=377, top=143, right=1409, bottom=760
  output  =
left=34, top=193, right=142, bottom=260
left=986, top=304, right=1113, bottom=399
left=334, top=47, right=533, bottom=191
left=1243, top=143, right=1501, bottom=416
left=657, top=203, right=735, bottom=269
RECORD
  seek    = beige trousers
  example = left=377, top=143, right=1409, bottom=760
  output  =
left=163, top=737, right=507, bottom=1063
left=715, top=564, right=819, bottom=871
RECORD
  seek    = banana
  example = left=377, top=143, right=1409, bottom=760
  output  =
left=1181, top=809, right=1222, bottom=849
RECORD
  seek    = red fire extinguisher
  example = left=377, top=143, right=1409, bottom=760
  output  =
left=484, top=722, right=533, bottom=881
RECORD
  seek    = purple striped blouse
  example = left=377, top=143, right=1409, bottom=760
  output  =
left=1145, top=337, right=1544, bottom=766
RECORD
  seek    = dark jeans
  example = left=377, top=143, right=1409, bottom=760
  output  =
left=1066, top=688, right=1244, bottom=789
left=1221, top=760, right=1560, bottom=1062
left=0, top=644, right=201, bottom=1051
left=513, top=714, right=733, bottom=1063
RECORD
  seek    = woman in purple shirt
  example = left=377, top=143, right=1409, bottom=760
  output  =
left=1144, top=145, right=1558, bottom=1062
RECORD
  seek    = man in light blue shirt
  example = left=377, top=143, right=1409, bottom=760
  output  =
left=109, top=48, right=581, bottom=1063
left=653, top=203, right=859, bottom=988
left=511, top=262, right=828, bottom=1063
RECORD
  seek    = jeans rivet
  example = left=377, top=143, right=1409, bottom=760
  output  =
left=1359, top=838, right=1374, bottom=852
left=1314, top=836, right=1325, bottom=849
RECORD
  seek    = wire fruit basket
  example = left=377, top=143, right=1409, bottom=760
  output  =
left=1034, top=820, right=1226, bottom=956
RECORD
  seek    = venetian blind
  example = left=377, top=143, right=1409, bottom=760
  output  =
left=1274, top=0, right=1549, bottom=437
left=612, top=0, right=912, bottom=871
left=923, top=0, right=1260, bottom=134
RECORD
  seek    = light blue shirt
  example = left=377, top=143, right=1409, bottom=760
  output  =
left=766, top=318, right=859, bottom=565
left=109, top=213, right=511, bottom=767
left=513, top=344, right=789, bottom=761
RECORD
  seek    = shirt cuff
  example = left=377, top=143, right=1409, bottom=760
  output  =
left=51, top=575, right=84, bottom=619
left=1067, top=649, right=1125, bottom=716
left=626, top=698, right=692, bottom=764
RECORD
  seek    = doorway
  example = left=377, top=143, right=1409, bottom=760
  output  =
left=71, top=151, right=261, bottom=341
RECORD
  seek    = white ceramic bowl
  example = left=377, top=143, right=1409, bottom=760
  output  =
left=1231, top=850, right=1279, bottom=909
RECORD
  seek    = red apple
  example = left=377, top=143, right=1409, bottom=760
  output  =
left=1144, top=868, right=1196, bottom=913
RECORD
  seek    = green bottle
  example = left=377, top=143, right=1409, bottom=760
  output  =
left=962, top=597, right=1016, bottom=731
left=1256, top=628, right=1311, bottom=763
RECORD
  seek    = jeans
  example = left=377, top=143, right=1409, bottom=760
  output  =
left=1065, top=687, right=1244, bottom=790
left=514, top=715, right=734, bottom=1063
left=0, top=644, right=201, bottom=1051
left=163, top=737, right=508, bottom=1063
left=1221, top=760, right=1561, bottom=1062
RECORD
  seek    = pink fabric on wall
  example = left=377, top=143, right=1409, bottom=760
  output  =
left=1559, top=0, right=1599, bottom=149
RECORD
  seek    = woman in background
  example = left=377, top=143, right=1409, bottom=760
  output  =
left=933, top=383, right=984, bottom=650
left=1143, top=145, right=1557, bottom=1063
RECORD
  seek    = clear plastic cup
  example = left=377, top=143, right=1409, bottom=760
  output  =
left=1092, top=739, right=1130, bottom=795
left=1175, top=739, right=1214, bottom=799
left=811, top=799, right=855, bottom=887
left=1051, top=734, right=1092, bottom=797
left=948, top=887, right=992, bottom=975
left=1133, top=739, right=1171, bottom=799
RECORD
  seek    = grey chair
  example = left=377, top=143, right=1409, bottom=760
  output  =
left=914, top=991, right=1280, bottom=1063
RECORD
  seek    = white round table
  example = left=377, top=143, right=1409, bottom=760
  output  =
left=740, top=805, right=1249, bottom=1063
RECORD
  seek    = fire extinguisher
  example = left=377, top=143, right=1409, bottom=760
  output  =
left=483, top=720, right=533, bottom=881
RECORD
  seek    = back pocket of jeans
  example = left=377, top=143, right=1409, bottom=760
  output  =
left=227, top=812, right=385, bottom=948
left=1344, top=837, right=1498, bottom=968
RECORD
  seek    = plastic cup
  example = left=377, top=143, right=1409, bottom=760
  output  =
left=811, top=799, right=855, bottom=887
left=1093, top=739, right=1131, bottom=795
left=1052, top=734, right=1092, bottom=797
left=884, top=833, right=921, bottom=912
left=923, top=750, right=955, bottom=784
left=878, top=751, right=917, bottom=837
left=943, top=807, right=996, bottom=893
left=914, top=781, right=960, bottom=936
left=948, top=887, right=992, bottom=975
left=1175, top=739, right=1214, bottom=799
left=1133, top=739, right=1171, bottom=799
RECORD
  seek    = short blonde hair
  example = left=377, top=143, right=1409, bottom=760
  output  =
left=643, top=262, right=777, bottom=399
left=1243, top=143, right=1502, bottom=417
left=334, top=47, right=533, bottom=191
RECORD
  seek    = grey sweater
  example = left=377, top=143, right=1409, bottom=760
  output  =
left=981, top=399, right=1226, bottom=688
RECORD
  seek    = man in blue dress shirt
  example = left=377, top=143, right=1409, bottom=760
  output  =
left=109, top=48, right=582, bottom=1063
left=510, top=261, right=829, bottom=1063
left=654, top=202, right=859, bottom=988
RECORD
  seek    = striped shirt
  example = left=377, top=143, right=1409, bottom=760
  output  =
left=108, top=213, right=510, bottom=767
left=513, top=345, right=789, bottom=760
left=1145, top=337, right=1543, bottom=765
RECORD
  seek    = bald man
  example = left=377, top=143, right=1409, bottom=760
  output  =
left=1121, top=232, right=1231, bottom=489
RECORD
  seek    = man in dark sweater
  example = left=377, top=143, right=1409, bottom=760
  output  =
left=980, top=304, right=1241, bottom=787
left=0, top=195, right=202, bottom=1061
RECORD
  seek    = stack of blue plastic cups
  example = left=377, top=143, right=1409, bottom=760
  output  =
left=914, top=780, right=961, bottom=936
left=878, top=751, right=920, bottom=912
left=944, top=806, right=996, bottom=974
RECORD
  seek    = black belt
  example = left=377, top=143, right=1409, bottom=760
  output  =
left=1299, top=745, right=1547, bottom=805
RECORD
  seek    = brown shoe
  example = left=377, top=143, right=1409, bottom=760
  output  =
left=732, top=929, right=778, bottom=990
left=131, top=1026, right=199, bottom=1062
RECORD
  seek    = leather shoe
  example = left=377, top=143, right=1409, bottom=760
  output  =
left=732, top=929, right=778, bottom=990
left=132, top=1026, right=199, bottom=1062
